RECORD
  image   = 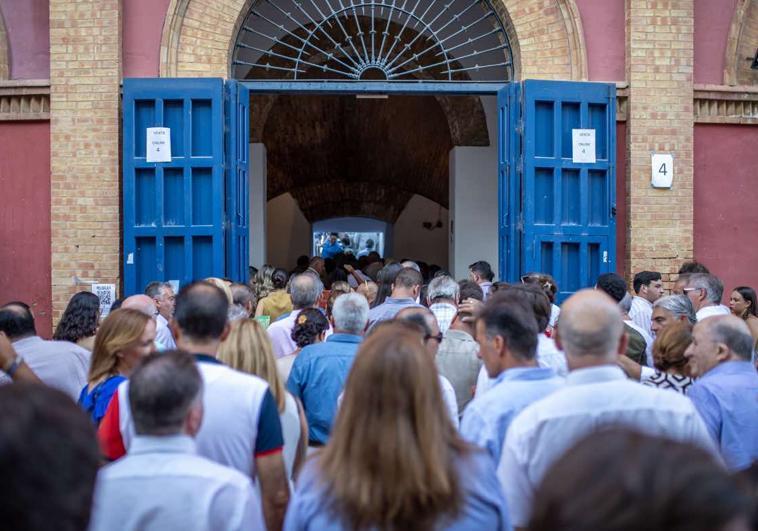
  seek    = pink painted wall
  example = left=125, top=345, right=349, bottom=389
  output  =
left=694, top=0, right=738, bottom=85
left=123, top=0, right=172, bottom=77
left=0, top=122, right=52, bottom=337
left=575, top=0, right=625, bottom=81
left=694, top=124, right=758, bottom=299
left=0, top=0, right=49, bottom=79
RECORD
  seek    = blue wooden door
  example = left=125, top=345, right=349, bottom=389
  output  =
left=518, top=80, right=616, bottom=302
left=225, top=80, right=250, bottom=284
left=123, top=78, right=225, bottom=296
left=498, top=83, right=520, bottom=283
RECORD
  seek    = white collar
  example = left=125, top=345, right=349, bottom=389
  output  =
left=565, top=365, right=626, bottom=386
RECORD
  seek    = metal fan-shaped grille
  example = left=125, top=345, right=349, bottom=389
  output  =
left=232, top=0, right=513, bottom=82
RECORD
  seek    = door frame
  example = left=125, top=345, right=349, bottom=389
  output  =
left=241, top=80, right=513, bottom=280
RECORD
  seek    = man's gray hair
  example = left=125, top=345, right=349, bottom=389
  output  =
left=332, top=292, right=369, bottom=334
left=427, top=275, right=459, bottom=303
left=401, top=260, right=420, bottom=272
left=708, top=317, right=754, bottom=361
left=231, top=283, right=255, bottom=308
left=290, top=273, right=324, bottom=309
left=618, top=292, right=633, bottom=314
left=653, top=295, right=696, bottom=324
left=145, top=281, right=172, bottom=299
left=686, top=273, right=724, bottom=304
left=129, top=351, right=202, bottom=436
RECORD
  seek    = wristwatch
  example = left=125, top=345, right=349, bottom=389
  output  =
left=3, top=355, right=23, bottom=378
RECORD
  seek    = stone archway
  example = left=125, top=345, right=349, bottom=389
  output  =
left=159, top=0, right=588, bottom=81
left=724, top=0, right=758, bottom=86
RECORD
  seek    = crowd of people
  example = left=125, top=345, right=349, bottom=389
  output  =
left=0, top=255, right=757, bottom=531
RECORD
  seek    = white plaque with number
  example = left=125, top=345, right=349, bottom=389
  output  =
left=651, top=153, right=674, bottom=188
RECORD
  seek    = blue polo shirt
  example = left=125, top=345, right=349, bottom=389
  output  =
left=320, top=241, right=343, bottom=258
left=286, top=334, right=362, bottom=444
left=460, top=366, right=563, bottom=463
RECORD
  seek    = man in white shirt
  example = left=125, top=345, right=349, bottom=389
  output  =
left=497, top=290, right=717, bottom=529
left=145, top=281, right=177, bottom=349
left=267, top=272, right=325, bottom=358
left=98, top=282, right=290, bottom=530
left=396, top=307, right=460, bottom=429
left=0, top=301, right=90, bottom=399
left=629, top=270, right=663, bottom=336
left=90, top=350, right=263, bottom=531
left=468, top=260, right=495, bottom=300
left=682, top=273, right=731, bottom=321
left=121, top=294, right=168, bottom=350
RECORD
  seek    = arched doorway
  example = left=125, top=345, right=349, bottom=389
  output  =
left=232, top=0, right=510, bottom=273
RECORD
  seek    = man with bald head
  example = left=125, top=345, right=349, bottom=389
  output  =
left=685, top=315, right=758, bottom=471
left=497, top=290, right=717, bottom=530
left=121, top=295, right=168, bottom=350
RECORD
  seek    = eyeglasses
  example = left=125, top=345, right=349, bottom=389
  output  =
left=424, top=333, right=444, bottom=344
left=682, top=288, right=702, bottom=294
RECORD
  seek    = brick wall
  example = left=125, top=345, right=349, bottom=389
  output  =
left=49, top=0, right=121, bottom=326
left=626, top=0, right=694, bottom=285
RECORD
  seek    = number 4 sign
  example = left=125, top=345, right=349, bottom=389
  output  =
left=651, top=153, right=674, bottom=189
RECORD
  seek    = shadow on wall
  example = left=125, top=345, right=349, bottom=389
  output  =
left=266, top=193, right=311, bottom=270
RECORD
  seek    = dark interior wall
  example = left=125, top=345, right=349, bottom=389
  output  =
left=694, top=124, right=758, bottom=298
left=0, top=121, right=52, bottom=336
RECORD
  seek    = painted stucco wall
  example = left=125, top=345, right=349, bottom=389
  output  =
left=694, top=124, right=758, bottom=299
left=575, top=0, right=625, bottom=81
left=0, top=0, right=49, bottom=79
left=266, top=192, right=311, bottom=270
left=0, top=121, right=52, bottom=336
left=393, top=195, right=449, bottom=268
left=694, top=0, right=739, bottom=85
left=123, top=0, right=171, bottom=77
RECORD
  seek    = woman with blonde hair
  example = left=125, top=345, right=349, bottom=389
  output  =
left=78, top=309, right=156, bottom=425
left=284, top=323, right=510, bottom=530
left=255, top=267, right=293, bottom=323
left=219, top=318, right=307, bottom=481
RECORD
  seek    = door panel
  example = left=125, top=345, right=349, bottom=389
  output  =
left=225, top=80, right=250, bottom=283
left=520, top=80, right=616, bottom=301
left=123, top=78, right=225, bottom=295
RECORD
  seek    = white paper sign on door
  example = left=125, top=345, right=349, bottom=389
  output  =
left=572, top=129, right=596, bottom=163
left=146, top=127, right=172, bottom=163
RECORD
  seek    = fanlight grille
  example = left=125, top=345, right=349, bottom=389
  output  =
left=232, top=0, right=513, bottom=81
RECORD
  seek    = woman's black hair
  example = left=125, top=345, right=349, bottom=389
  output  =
left=53, top=291, right=100, bottom=343
left=733, top=286, right=758, bottom=318
left=271, top=268, right=289, bottom=290
left=291, top=308, right=329, bottom=348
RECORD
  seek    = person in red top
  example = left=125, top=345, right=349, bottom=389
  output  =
left=98, top=281, right=289, bottom=531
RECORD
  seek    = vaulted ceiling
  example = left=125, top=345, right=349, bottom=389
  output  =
left=252, top=93, right=490, bottom=223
